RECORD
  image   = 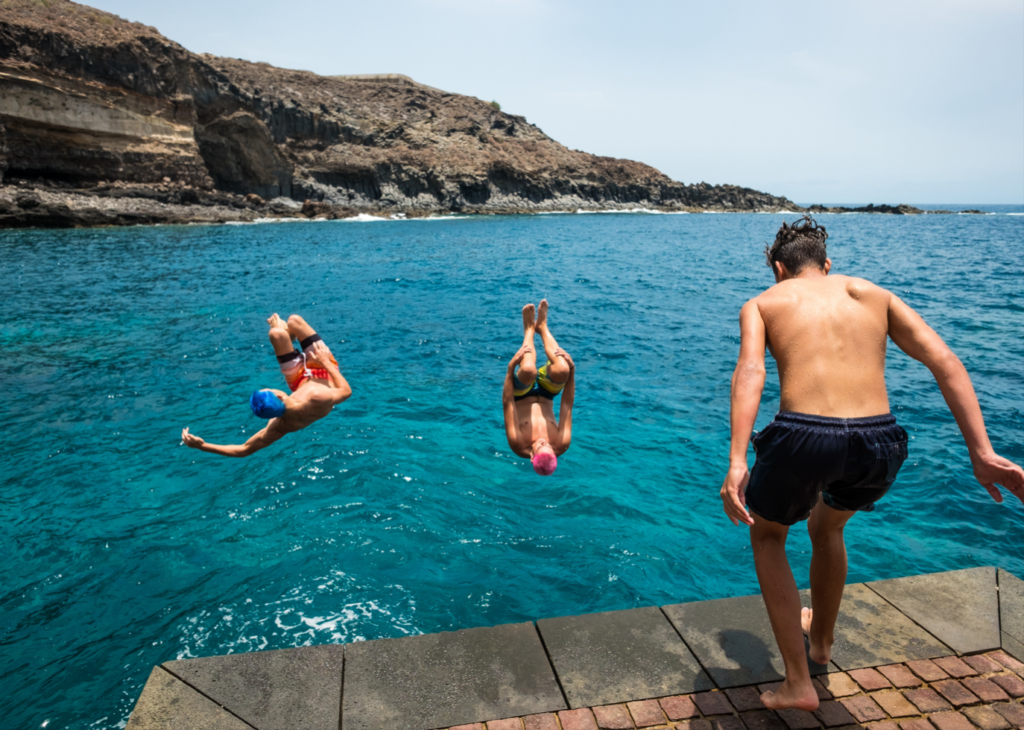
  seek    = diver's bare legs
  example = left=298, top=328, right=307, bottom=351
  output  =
left=286, top=314, right=318, bottom=342
left=267, top=313, right=294, bottom=356
left=517, top=303, right=538, bottom=386
left=535, top=299, right=570, bottom=384
left=751, top=514, right=820, bottom=711
left=805, top=499, right=856, bottom=665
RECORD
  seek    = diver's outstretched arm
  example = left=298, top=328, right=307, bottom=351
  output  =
left=555, top=348, right=575, bottom=452
left=181, top=426, right=283, bottom=458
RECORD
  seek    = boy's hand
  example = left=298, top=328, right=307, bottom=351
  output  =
left=972, top=452, right=1024, bottom=505
left=181, top=427, right=205, bottom=449
left=720, top=465, right=755, bottom=526
left=309, top=340, right=335, bottom=366
left=554, top=348, right=575, bottom=371
left=508, top=345, right=533, bottom=369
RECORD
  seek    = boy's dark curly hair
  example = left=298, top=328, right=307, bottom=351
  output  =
left=764, top=216, right=829, bottom=274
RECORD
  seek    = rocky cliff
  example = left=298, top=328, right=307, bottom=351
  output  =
left=0, top=0, right=816, bottom=227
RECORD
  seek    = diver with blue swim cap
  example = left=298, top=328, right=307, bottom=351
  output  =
left=182, top=313, right=352, bottom=457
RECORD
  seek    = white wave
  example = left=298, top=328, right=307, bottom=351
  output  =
left=1006, top=212, right=1023, bottom=216
left=574, top=207, right=689, bottom=215
left=341, top=213, right=389, bottom=223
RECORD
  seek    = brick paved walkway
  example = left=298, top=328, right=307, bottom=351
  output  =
left=447, top=652, right=1024, bottom=730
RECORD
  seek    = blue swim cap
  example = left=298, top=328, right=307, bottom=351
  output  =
left=250, top=390, right=285, bottom=419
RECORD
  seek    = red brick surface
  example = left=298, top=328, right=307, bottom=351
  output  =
left=933, top=657, right=978, bottom=679
left=693, top=692, right=733, bottom=716
left=467, top=654, right=1024, bottom=730
left=965, top=655, right=1007, bottom=674
left=991, top=674, right=1024, bottom=698
left=898, top=719, right=936, bottom=730
left=879, top=664, right=925, bottom=688
left=963, top=677, right=1012, bottom=702
left=660, top=695, right=699, bottom=720
left=991, top=702, right=1024, bottom=727
left=928, top=711, right=976, bottom=730
left=904, top=687, right=953, bottom=713
left=988, top=651, right=1024, bottom=671
left=725, top=686, right=764, bottom=712
left=814, top=700, right=857, bottom=726
left=840, top=695, right=888, bottom=722
left=775, top=708, right=819, bottom=729
left=741, top=710, right=787, bottom=730
left=962, top=705, right=1012, bottom=730
left=873, top=690, right=920, bottom=717
left=849, top=668, right=894, bottom=691
left=710, top=716, right=745, bottom=730
left=558, top=709, right=598, bottom=730
left=907, top=660, right=951, bottom=683
left=486, top=720, right=522, bottom=730
left=932, top=679, right=980, bottom=707
left=592, top=704, right=633, bottom=730
left=522, top=714, right=559, bottom=730
left=625, top=700, right=664, bottom=728
left=818, top=673, right=862, bottom=698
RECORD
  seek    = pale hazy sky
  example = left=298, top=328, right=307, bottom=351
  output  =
left=92, top=0, right=1023, bottom=204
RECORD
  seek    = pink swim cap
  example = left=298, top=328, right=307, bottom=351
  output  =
left=532, top=451, right=558, bottom=476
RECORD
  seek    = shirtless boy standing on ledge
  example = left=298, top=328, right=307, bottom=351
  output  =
left=720, top=216, right=1024, bottom=711
left=182, top=313, right=352, bottom=457
left=503, top=299, right=575, bottom=475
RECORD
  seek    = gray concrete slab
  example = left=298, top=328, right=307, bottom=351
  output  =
left=163, top=644, right=343, bottom=730
left=662, top=593, right=831, bottom=689
left=821, top=583, right=951, bottom=670
left=535, top=606, right=713, bottom=708
left=342, top=622, right=566, bottom=730
left=998, top=569, right=1024, bottom=647
left=1002, top=632, right=1024, bottom=664
left=126, top=666, right=252, bottom=730
left=868, top=567, right=1000, bottom=655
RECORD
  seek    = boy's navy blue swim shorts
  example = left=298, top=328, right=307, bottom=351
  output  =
left=745, top=411, right=909, bottom=526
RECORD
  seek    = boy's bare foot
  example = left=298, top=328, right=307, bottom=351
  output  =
left=267, top=313, right=288, bottom=331
left=522, top=303, right=536, bottom=331
left=802, top=607, right=833, bottom=665
left=761, top=678, right=820, bottom=711
left=536, top=298, right=549, bottom=330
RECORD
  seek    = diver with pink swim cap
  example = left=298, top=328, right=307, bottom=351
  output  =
left=502, top=299, right=575, bottom=475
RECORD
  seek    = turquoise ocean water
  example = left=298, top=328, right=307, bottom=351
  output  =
left=2, top=207, right=1022, bottom=728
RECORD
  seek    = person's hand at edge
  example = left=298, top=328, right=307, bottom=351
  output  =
left=508, top=345, right=533, bottom=369
left=554, top=348, right=575, bottom=371
left=182, top=427, right=205, bottom=450
left=720, top=464, right=754, bottom=526
left=972, top=451, right=1024, bottom=505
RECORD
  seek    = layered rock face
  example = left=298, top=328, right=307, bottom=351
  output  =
left=0, top=0, right=802, bottom=227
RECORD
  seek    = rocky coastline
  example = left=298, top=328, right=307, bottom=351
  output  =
left=0, top=1, right=983, bottom=229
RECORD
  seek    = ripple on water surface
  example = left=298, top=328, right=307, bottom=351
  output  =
left=1, top=210, right=1022, bottom=728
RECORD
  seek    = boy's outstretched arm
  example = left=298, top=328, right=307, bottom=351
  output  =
left=721, top=300, right=767, bottom=526
left=887, top=294, right=1024, bottom=504
left=555, top=348, right=575, bottom=452
left=503, top=346, right=532, bottom=456
left=181, top=425, right=284, bottom=458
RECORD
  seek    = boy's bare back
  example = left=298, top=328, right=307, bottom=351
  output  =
left=752, top=273, right=891, bottom=418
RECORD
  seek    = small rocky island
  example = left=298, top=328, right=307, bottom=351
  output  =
left=0, top=1, right=977, bottom=228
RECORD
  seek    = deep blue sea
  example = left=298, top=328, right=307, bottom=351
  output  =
left=2, top=206, right=1022, bottom=728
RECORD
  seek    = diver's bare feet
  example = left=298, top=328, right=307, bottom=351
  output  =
left=267, top=313, right=288, bottom=331
left=522, top=303, right=536, bottom=331
left=802, top=607, right=832, bottom=665
left=761, top=678, right=820, bottom=711
left=536, top=298, right=549, bottom=330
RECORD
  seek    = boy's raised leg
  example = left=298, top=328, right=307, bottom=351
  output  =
left=805, top=499, right=856, bottom=665
left=535, top=299, right=570, bottom=383
left=751, top=515, right=820, bottom=711
left=267, top=313, right=294, bottom=356
left=517, top=303, right=538, bottom=386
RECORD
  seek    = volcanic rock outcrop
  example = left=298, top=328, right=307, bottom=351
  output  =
left=0, top=0, right=934, bottom=228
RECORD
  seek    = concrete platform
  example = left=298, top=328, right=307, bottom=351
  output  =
left=126, top=566, right=1024, bottom=730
